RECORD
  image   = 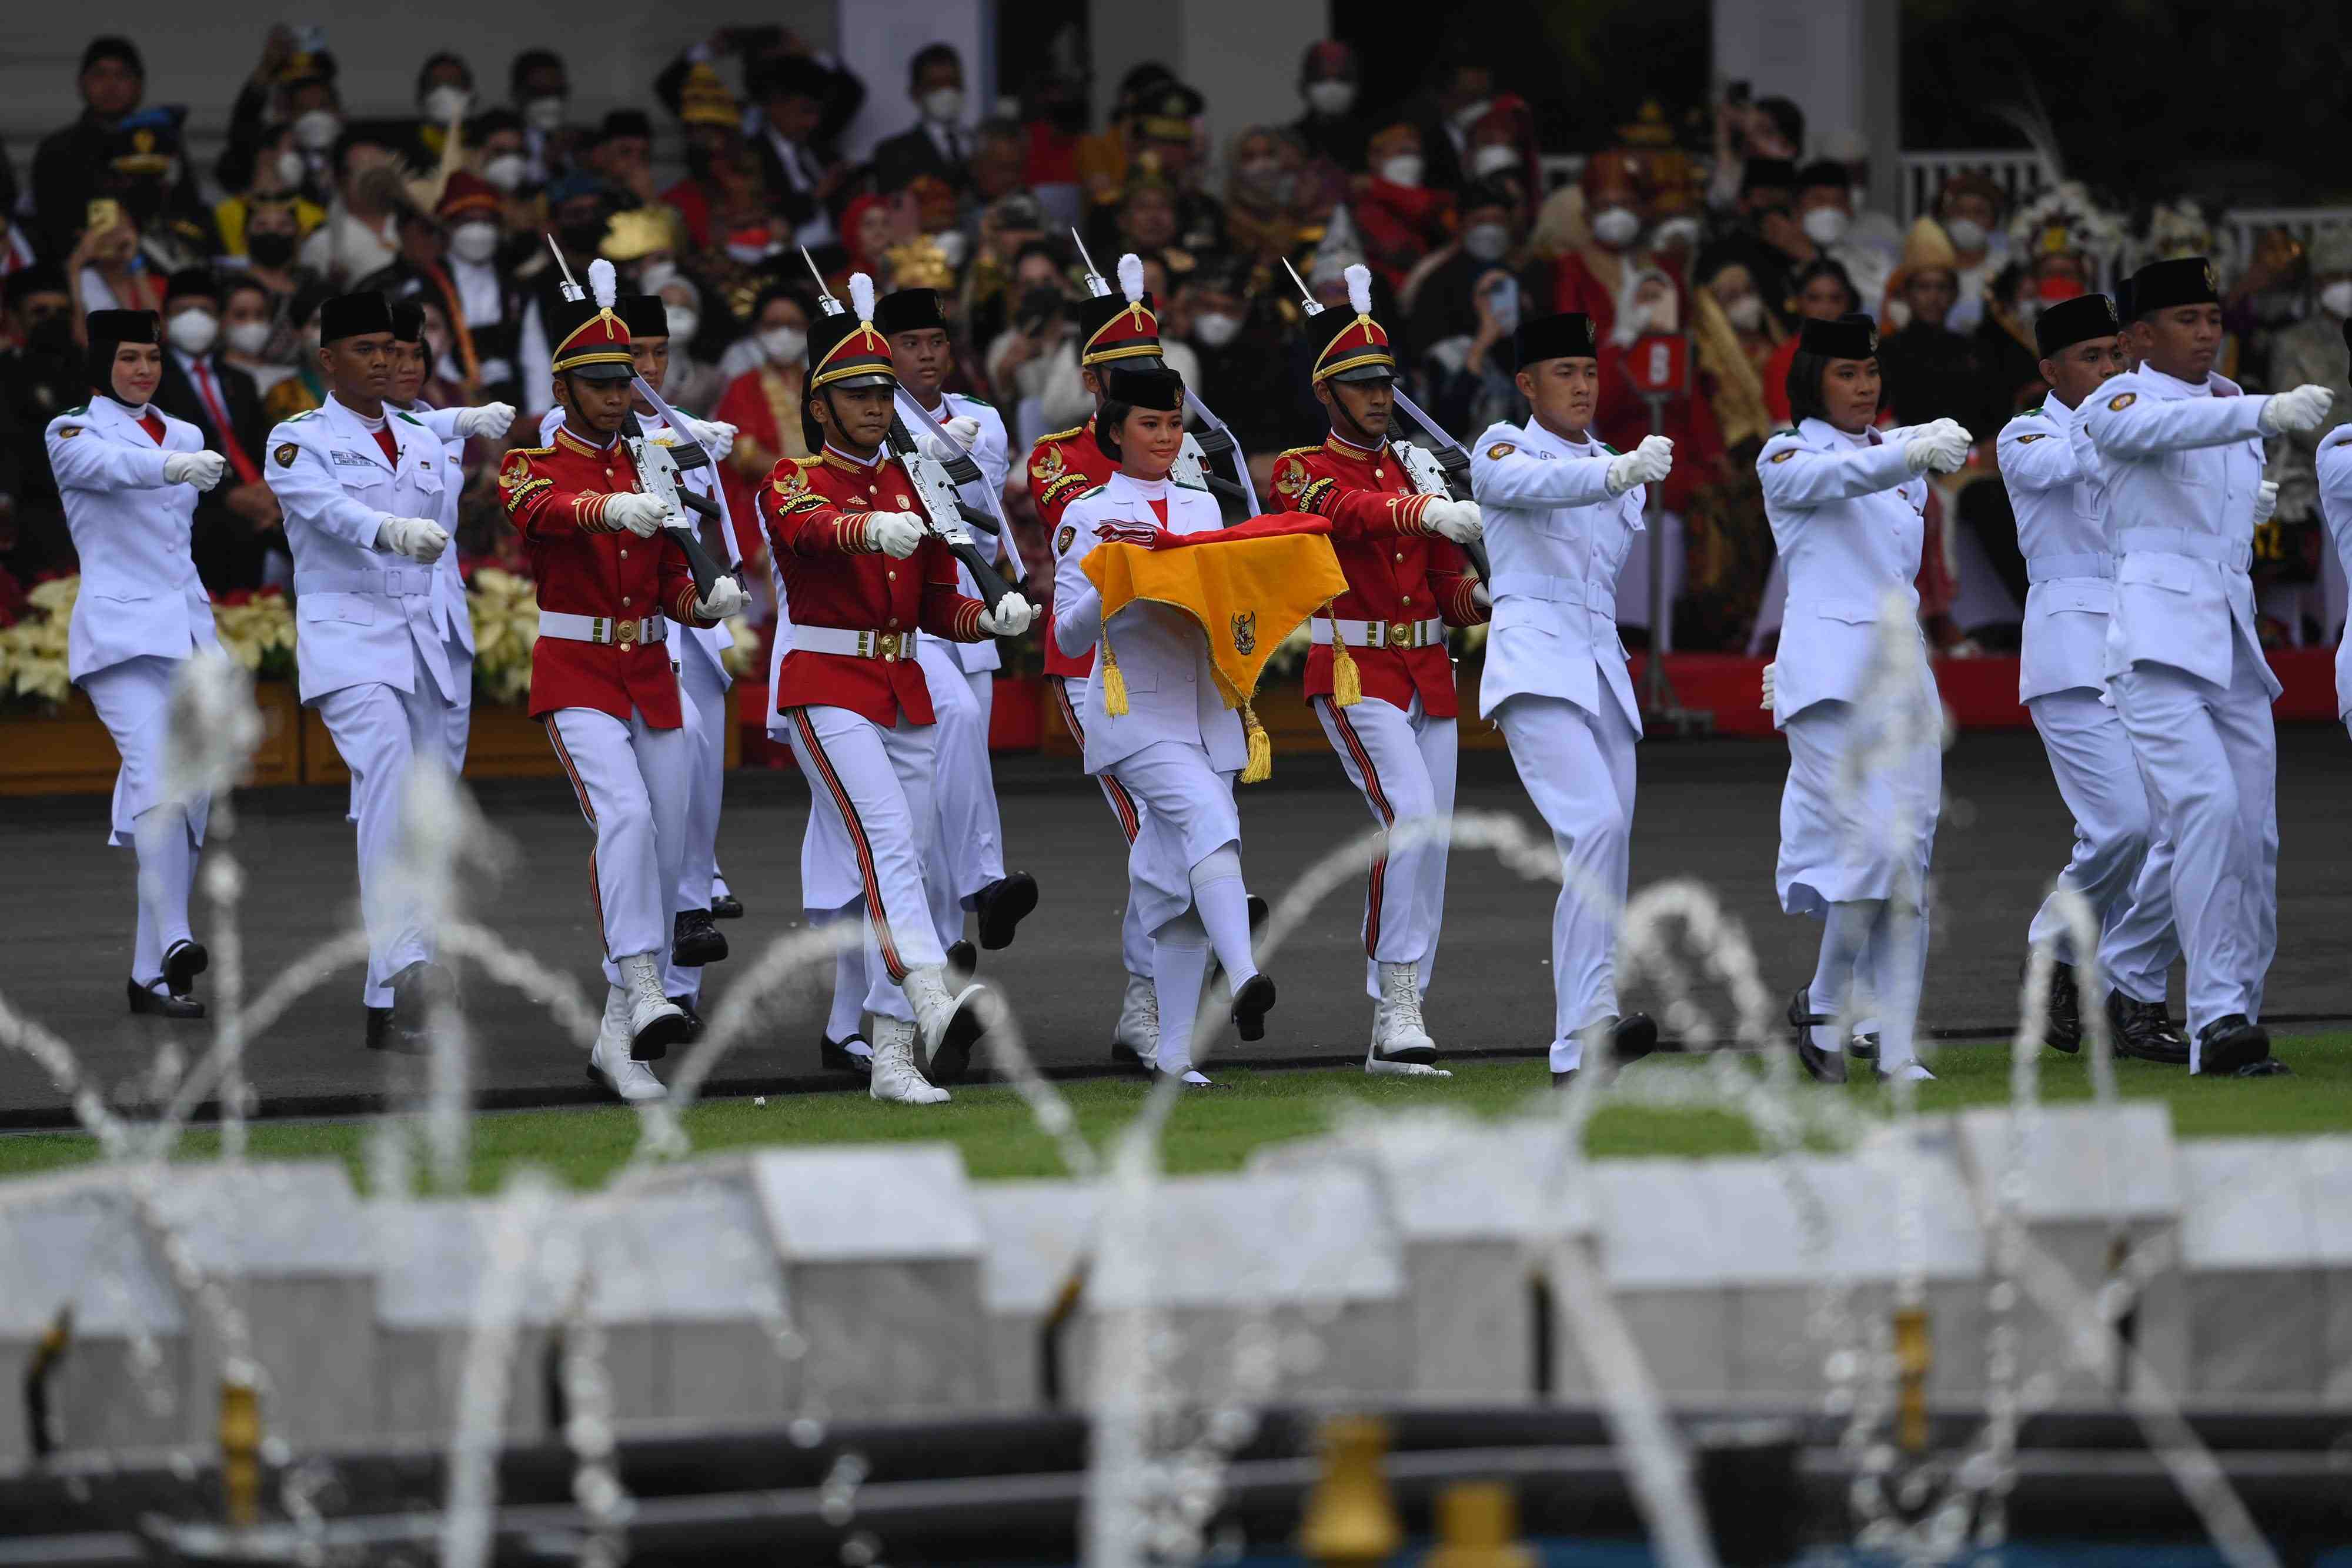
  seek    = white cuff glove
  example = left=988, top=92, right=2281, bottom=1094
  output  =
left=603, top=492, right=669, bottom=538
left=377, top=516, right=449, bottom=563
left=2252, top=479, right=2280, bottom=525
left=1605, top=433, right=1675, bottom=494
left=1904, top=420, right=1972, bottom=475
left=686, top=417, right=738, bottom=459
left=1422, top=497, right=1484, bottom=544
left=455, top=402, right=516, bottom=440
left=980, top=590, right=1035, bottom=637
left=917, top=414, right=982, bottom=464
left=865, top=509, right=926, bottom=559
left=694, top=576, right=750, bottom=621
left=2260, top=384, right=2335, bottom=436
left=163, top=450, right=227, bottom=491
left=1760, top=662, right=1778, bottom=711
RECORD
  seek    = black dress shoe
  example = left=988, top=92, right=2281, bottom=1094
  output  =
left=1788, top=986, right=1847, bottom=1084
left=2194, top=1015, right=2279, bottom=1077
left=973, top=872, right=1039, bottom=950
left=365, top=1006, right=427, bottom=1054
left=126, top=978, right=205, bottom=1019
left=1849, top=1032, right=1881, bottom=1062
left=1110, top=1041, right=1153, bottom=1074
left=709, top=892, right=745, bottom=920
left=387, top=959, right=456, bottom=1028
left=2039, top=959, right=2083, bottom=1054
left=162, top=939, right=209, bottom=997
left=672, top=909, right=728, bottom=967
left=946, top=940, right=977, bottom=982
left=2109, top=992, right=2190, bottom=1065
left=669, top=995, right=705, bottom=1044
left=1230, top=973, right=1277, bottom=1041
left=821, top=1032, right=873, bottom=1075
left=1611, top=1013, right=1659, bottom=1065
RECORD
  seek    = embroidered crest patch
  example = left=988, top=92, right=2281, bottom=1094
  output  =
left=1231, top=611, right=1257, bottom=656
left=1770, top=449, right=1797, bottom=462
left=1056, top=523, right=1076, bottom=555
left=2108, top=392, right=2137, bottom=411
left=58, top=425, right=82, bottom=439
left=1486, top=442, right=1515, bottom=459
left=273, top=442, right=298, bottom=467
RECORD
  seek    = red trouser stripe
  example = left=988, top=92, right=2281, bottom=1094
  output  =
left=543, top=717, right=610, bottom=960
left=1321, top=697, right=1395, bottom=960
left=789, top=708, right=908, bottom=984
left=1053, top=676, right=1140, bottom=844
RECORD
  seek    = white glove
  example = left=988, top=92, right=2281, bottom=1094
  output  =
left=2260, top=384, right=2335, bottom=436
left=2252, top=479, right=2280, bottom=524
left=162, top=450, right=227, bottom=491
left=455, top=402, right=516, bottom=440
left=1605, top=434, right=1674, bottom=494
left=980, top=590, right=1035, bottom=637
left=694, top=576, right=750, bottom=621
left=377, top=516, right=449, bottom=563
left=917, top=414, right=982, bottom=464
left=603, top=492, right=669, bottom=538
left=865, top=509, right=926, bottom=559
left=1760, top=662, right=1778, bottom=711
left=1422, top=497, right=1484, bottom=544
left=1904, top=419, right=1972, bottom=475
left=686, top=417, right=738, bottom=459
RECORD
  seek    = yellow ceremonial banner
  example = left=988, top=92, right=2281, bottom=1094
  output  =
left=1083, top=529, right=1347, bottom=712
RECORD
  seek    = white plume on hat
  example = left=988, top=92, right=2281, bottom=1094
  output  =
left=1118, top=252, right=1145, bottom=305
left=848, top=272, right=876, bottom=323
left=1344, top=262, right=1372, bottom=317
left=588, top=257, right=617, bottom=310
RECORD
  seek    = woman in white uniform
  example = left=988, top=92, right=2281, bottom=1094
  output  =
left=1051, top=366, right=1274, bottom=1086
left=1756, top=313, right=1972, bottom=1082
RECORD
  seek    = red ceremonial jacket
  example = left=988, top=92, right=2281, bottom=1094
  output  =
left=501, top=426, right=718, bottom=725
left=1271, top=432, right=1488, bottom=718
left=1025, top=416, right=1117, bottom=680
left=759, top=444, right=988, bottom=728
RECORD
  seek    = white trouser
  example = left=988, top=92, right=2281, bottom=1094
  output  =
left=918, top=640, right=1007, bottom=948
left=1314, top=693, right=1457, bottom=999
left=443, top=641, right=474, bottom=775
left=1776, top=694, right=1942, bottom=915
left=313, top=656, right=458, bottom=1008
left=546, top=706, right=695, bottom=977
left=1494, top=694, right=1638, bottom=1071
left=82, top=654, right=210, bottom=987
left=674, top=642, right=730, bottom=915
left=1105, top=738, right=1244, bottom=938
left=2109, top=641, right=2279, bottom=1045
left=1052, top=674, right=1150, bottom=981
left=785, top=704, right=947, bottom=1022
left=2025, top=687, right=2179, bottom=1003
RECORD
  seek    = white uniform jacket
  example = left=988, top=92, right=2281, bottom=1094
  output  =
left=2314, top=423, right=2352, bottom=719
left=940, top=389, right=1011, bottom=677
left=1468, top=418, right=1643, bottom=731
left=1997, top=396, right=2114, bottom=701
left=1051, top=472, right=1247, bottom=777
left=44, top=399, right=219, bottom=683
left=1756, top=417, right=1932, bottom=727
left=2079, top=365, right=2280, bottom=698
left=405, top=401, right=477, bottom=658
left=264, top=394, right=457, bottom=705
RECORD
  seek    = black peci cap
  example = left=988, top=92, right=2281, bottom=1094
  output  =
left=1509, top=312, right=1598, bottom=371
left=389, top=301, right=425, bottom=342
left=2127, top=256, right=2219, bottom=319
left=617, top=293, right=670, bottom=339
left=319, top=291, right=396, bottom=344
left=876, top=286, right=949, bottom=336
left=2034, top=293, right=2120, bottom=359
left=86, top=308, right=161, bottom=348
left=1103, top=364, right=1185, bottom=410
left=1798, top=312, right=1879, bottom=360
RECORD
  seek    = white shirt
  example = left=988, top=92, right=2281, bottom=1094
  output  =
left=1997, top=392, right=2116, bottom=702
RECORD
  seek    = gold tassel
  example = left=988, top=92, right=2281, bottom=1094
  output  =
left=1240, top=701, right=1272, bottom=783
left=1098, top=630, right=1129, bottom=716
left=1328, top=609, right=1362, bottom=707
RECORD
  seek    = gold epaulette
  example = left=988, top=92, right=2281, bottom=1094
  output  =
left=1276, top=444, right=1321, bottom=462
left=1035, top=424, right=1087, bottom=448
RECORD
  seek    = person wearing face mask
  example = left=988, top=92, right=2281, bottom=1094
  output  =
left=1353, top=124, right=1455, bottom=290
left=215, top=28, right=339, bottom=202
left=2261, top=233, right=2352, bottom=546
left=215, top=126, right=328, bottom=262
left=1290, top=39, right=1369, bottom=173
left=1410, top=52, right=1494, bottom=195
left=714, top=282, right=816, bottom=531
left=508, top=48, right=576, bottom=185
left=409, top=52, right=477, bottom=166
left=218, top=276, right=298, bottom=400
left=514, top=173, right=619, bottom=417
left=1402, top=179, right=1533, bottom=357
left=152, top=269, right=280, bottom=590
left=1793, top=161, right=1890, bottom=325
left=45, top=306, right=229, bottom=1021
left=873, top=45, right=975, bottom=196
left=1932, top=175, right=2008, bottom=335
left=1222, top=127, right=1310, bottom=265
left=425, top=173, right=524, bottom=406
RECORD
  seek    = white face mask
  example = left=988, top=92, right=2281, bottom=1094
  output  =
left=666, top=306, right=700, bottom=342
left=293, top=109, right=342, bottom=151
left=1464, top=222, right=1511, bottom=262
left=225, top=320, right=274, bottom=356
left=1723, top=295, right=1765, bottom=331
left=422, top=85, right=474, bottom=123
left=637, top=260, right=680, bottom=296
left=1451, top=98, right=1492, bottom=131
left=1192, top=310, right=1241, bottom=348
left=482, top=153, right=528, bottom=193
left=167, top=309, right=220, bottom=356
left=1304, top=80, right=1355, bottom=116
left=274, top=149, right=308, bottom=186
left=1378, top=155, right=1424, bottom=189
left=524, top=95, right=568, bottom=132
left=931, top=229, right=969, bottom=269
left=1652, top=216, right=1702, bottom=252
left=920, top=87, right=965, bottom=123
left=449, top=221, right=500, bottom=263
left=1589, top=207, right=1641, bottom=248
left=760, top=325, right=808, bottom=363
left=1801, top=207, right=1850, bottom=246
left=2321, top=280, right=2352, bottom=317
left=1470, top=144, right=1519, bottom=179
left=1944, top=216, right=1987, bottom=252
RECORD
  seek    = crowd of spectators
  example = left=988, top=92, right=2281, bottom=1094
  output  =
left=4, top=28, right=2348, bottom=657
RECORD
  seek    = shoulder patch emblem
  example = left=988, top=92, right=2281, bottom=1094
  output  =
left=1770, top=448, right=1798, bottom=463
left=1056, top=523, right=1076, bottom=555
left=1031, top=443, right=1067, bottom=483
left=1272, top=456, right=1307, bottom=498
left=57, top=424, right=81, bottom=439
left=2108, top=392, right=2137, bottom=411
left=274, top=442, right=298, bottom=467
left=1486, top=442, right=1516, bottom=459
left=2016, top=433, right=2045, bottom=444
left=772, top=464, right=808, bottom=496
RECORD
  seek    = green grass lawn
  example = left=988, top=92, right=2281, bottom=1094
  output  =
left=4, top=1034, right=2347, bottom=1194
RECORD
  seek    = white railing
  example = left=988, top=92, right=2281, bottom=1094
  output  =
left=2223, top=205, right=2352, bottom=266
left=1899, top=151, right=2056, bottom=225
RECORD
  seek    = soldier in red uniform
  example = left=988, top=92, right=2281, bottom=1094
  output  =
left=1271, top=264, right=1490, bottom=1075
left=761, top=273, right=1036, bottom=1106
left=1027, top=254, right=1162, bottom=1065
left=502, top=284, right=749, bottom=1103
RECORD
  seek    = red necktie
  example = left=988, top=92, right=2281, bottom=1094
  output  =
left=138, top=412, right=165, bottom=444
left=192, top=361, right=263, bottom=486
left=373, top=427, right=399, bottom=465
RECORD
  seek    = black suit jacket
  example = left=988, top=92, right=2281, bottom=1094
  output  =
left=871, top=123, right=968, bottom=194
left=156, top=353, right=269, bottom=476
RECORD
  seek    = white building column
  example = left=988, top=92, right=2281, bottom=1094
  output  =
left=1712, top=0, right=1902, bottom=215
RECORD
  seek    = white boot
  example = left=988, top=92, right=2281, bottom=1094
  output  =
left=617, top=951, right=690, bottom=1061
left=1112, top=971, right=1159, bottom=1067
left=1367, top=962, right=1449, bottom=1077
left=588, top=985, right=666, bottom=1102
left=903, top=964, right=988, bottom=1086
left=868, top=1017, right=950, bottom=1105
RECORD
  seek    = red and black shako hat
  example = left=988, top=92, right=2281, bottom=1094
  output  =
left=808, top=272, right=897, bottom=392
left=1077, top=252, right=1163, bottom=369
left=548, top=258, right=635, bottom=381
left=1307, top=262, right=1395, bottom=384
